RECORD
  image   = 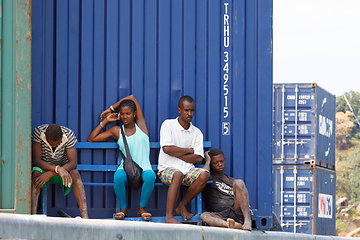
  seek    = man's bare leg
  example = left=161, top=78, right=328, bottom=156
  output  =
left=233, top=179, right=252, bottom=231
left=31, top=171, right=42, bottom=214
left=200, top=212, right=242, bottom=229
left=70, top=170, right=89, bottom=219
left=165, top=171, right=184, bottom=223
left=176, top=171, right=209, bottom=221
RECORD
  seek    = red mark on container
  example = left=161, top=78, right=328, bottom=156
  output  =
left=26, top=31, right=32, bottom=40
left=15, top=71, right=24, bottom=85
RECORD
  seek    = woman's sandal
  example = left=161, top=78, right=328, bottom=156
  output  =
left=113, top=211, right=127, bottom=220
left=139, top=212, right=152, bottom=221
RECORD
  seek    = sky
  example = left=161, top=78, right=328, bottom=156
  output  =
left=273, top=0, right=360, bottom=97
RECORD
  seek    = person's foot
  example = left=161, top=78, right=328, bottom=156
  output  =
left=137, top=206, right=152, bottom=221
left=165, top=216, right=181, bottom=224
left=113, top=209, right=128, bottom=220
left=242, top=221, right=252, bottom=231
left=227, top=218, right=243, bottom=229
left=175, top=204, right=193, bottom=221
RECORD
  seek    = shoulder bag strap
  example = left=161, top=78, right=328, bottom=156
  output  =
left=120, top=126, right=132, bottom=159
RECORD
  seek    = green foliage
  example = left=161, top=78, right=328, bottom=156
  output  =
left=336, top=91, right=360, bottom=139
left=337, top=91, right=360, bottom=114
left=336, top=218, right=350, bottom=233
left=336, top=139, right=360, bottom=203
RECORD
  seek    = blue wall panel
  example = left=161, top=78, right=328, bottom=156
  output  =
left=32, top=0, right=273, bottom=229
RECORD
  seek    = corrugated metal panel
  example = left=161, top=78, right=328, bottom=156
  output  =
left=0, top=0, right=32, bottom=214
left=32, top=0, right=273, bottom=228
left=272, top=165, right=336, bottom=235
left=273, top=83, right=336, bottom=169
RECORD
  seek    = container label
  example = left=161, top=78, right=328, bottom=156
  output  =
left=283, top=192, right=310, bottom=204
left=222, top=2, right=230, bottom=134
left=286, top=94, right=313, bottom=105
left=283, top=206, right=311, bottom=217
left=318, top=193, right=333, bottom=219
left=319, top=114, right=333, bottom=138
left=222, top=122, right=230, bottom=135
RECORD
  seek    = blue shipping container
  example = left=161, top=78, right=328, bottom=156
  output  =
left=272, top=165, right=336, bottom=235
left=31, top=0, right=273, bottom=229
left=273, top=83, right=336, bottom=169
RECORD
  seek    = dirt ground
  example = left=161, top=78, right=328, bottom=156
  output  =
left=337, top=220, right=360, bottom=237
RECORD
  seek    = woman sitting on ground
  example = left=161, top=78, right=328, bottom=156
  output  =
left=88, top=95, right=156, bottom=221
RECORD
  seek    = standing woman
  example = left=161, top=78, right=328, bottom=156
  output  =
left=88, top=95, right=156, bottom=220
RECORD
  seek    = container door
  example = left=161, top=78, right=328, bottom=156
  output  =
left=273, top=165, right=314, bottom=234
left=273, top=85, right=316, bottom=164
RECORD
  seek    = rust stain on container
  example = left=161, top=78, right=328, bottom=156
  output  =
left=25, top=0, right=32, bottom=26
left=26, top=31, right=32, bottom=40
left=20, top=56, right=23, bottom=60
left=2, top=159, right=4, bottom=165
left=15, top=71, right=23, bottom=85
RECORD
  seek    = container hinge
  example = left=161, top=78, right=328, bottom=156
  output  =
left=296, top=140, right=307, bottom=146
left=281, top=222, right=293, bottom=228
left=294, top=222, right=306, bottom=228
left=283, top=141, right=294, bottom=145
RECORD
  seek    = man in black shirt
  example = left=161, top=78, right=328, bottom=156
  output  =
left=201, top=149, right=252, bottom=230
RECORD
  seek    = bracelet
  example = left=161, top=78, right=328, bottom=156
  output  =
left=100, top=121, right=104, bottom=128
left=55, top=165, right=59, bottom=173
left=110, top=105, right=115, bottom=112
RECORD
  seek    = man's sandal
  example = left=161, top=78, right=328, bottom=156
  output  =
left=113, top=211, right=127, bottom=220
left=140, top=212, right=152, bottom=221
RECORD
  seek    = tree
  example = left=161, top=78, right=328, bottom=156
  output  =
left=336, top=145, right=360, bottom=204
left=336, top=111, right=354, bottom=150
left=336, top=91, right=360, bottom=139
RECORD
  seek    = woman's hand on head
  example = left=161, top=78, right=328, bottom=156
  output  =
left=105, top=112, right=120, bottom=123
left=100, top=109, right=112, bottom=121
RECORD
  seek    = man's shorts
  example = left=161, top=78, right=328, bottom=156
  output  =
left=158, top=167, right=208, bottom=187
left=32, top=167, right=72, bottom=195
left=212, top=205, right=253, bottom=224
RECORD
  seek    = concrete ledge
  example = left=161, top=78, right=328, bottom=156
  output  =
left=0, top=213, right=359, bottom=240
